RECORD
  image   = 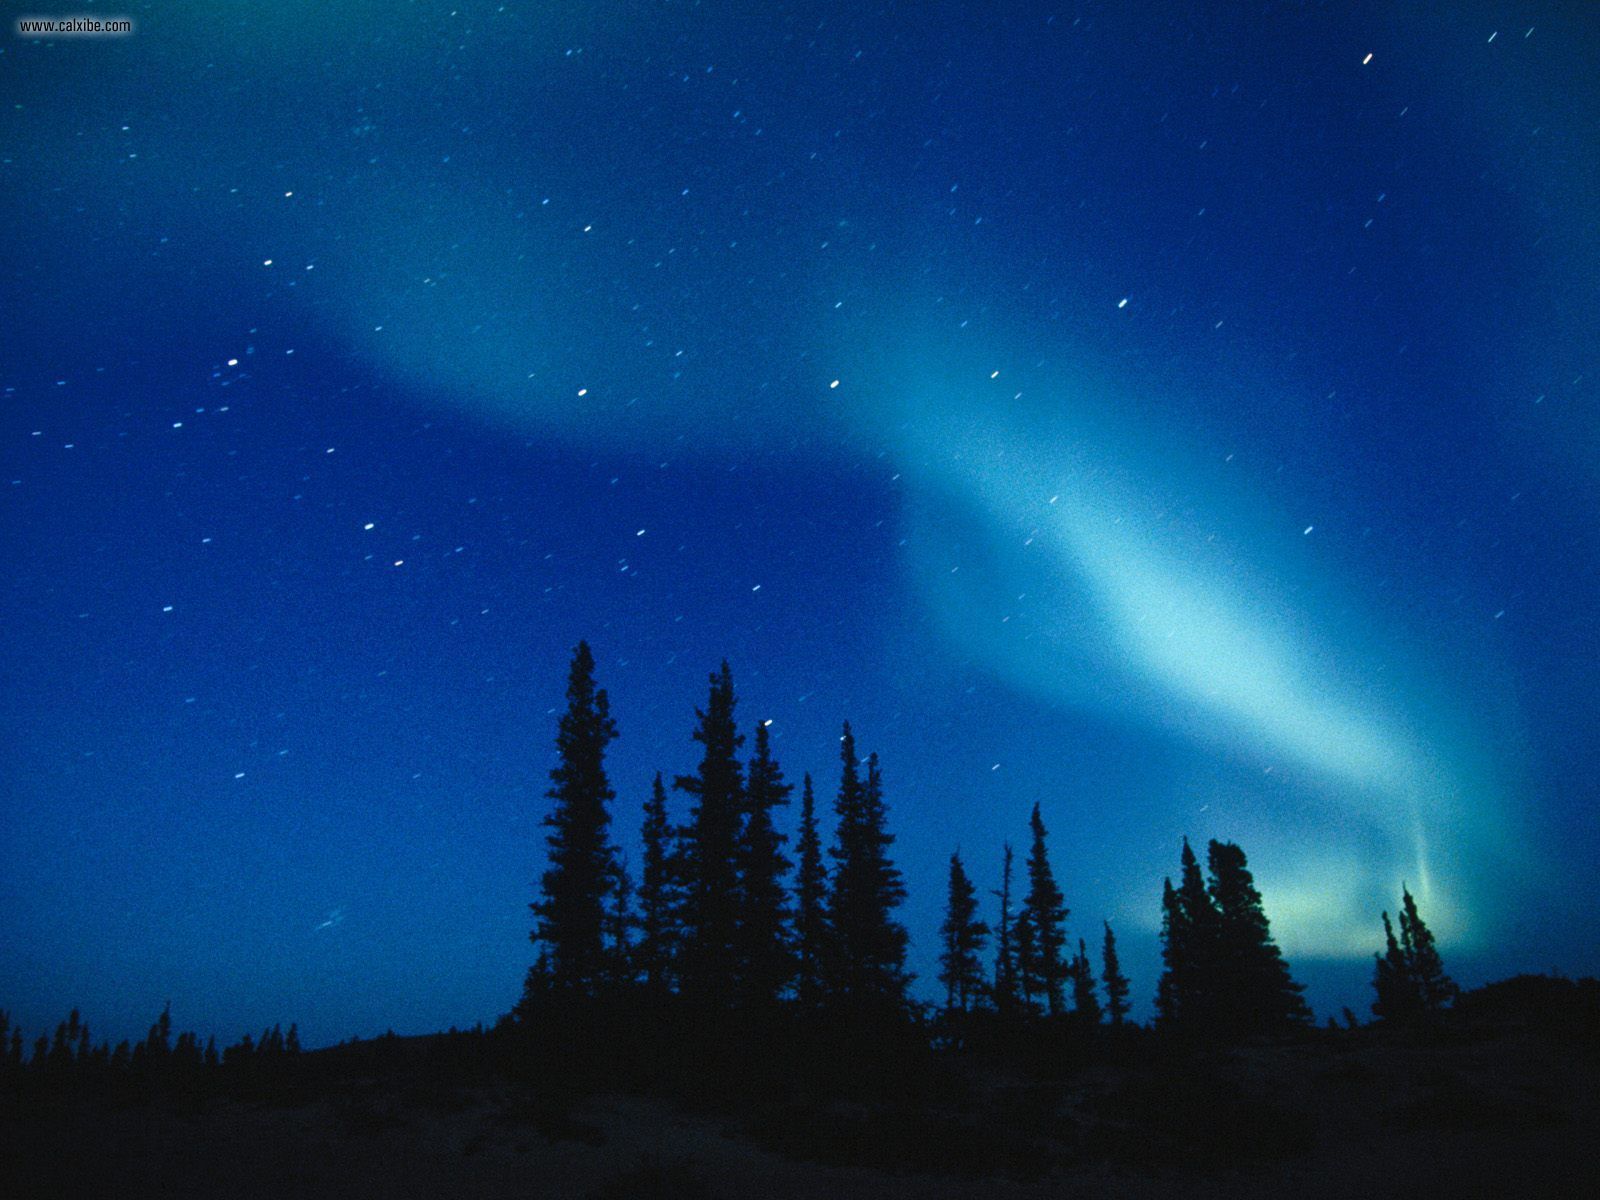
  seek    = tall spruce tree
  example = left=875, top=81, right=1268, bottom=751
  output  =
left=1399, top=886, right=1455, bottom=1015
left=1372, top=887, right=1455, bottom=1024
left=826, top=729, right=910, bottom=1006
left=793, top=773, right=829, bottom=1008
left=938, top=851, right=989, bottom=1013
left=636, top=773, right=677, bottom=994
left=1372, top=910, right=1415, bottom=1024
left=528, top=641, right=620, bottom=997
left=992, top=843, right=1020, bottom=1017
left=605, top=852, right=636, bottom=990
left=1101, top=920, right=1131, bottom=1026
left=734, top=721, right=794, bottom=1006
left=1018, top=803, right=1070, bottom=1014
left=1206, top=839, right=1310, bottom=1032
left=1071, top=937, right=1102, bottom=1023
left=673, top=662, right=745, bottom=1003
left=1155, top=838, right=1219, bottom=1030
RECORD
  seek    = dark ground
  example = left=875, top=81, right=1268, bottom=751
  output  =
left=3, top=1021, right=1595, bottom=1200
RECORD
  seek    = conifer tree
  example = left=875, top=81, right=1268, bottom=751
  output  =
left=1013, top=881, right=1041, bottom=1011
left=735, top=721, right=794, bottom=1006
left=826, top=730, right=910, bottom=1006
left=1101, top=920, right=1131, bottom=1026
left=1206, top=839, right=1309, bottom=1032
left=1155, top=839, right=1219, bottom=1030
left=636, top=772, right=677, bottom=994
left=991, top=843, right=1020, bottom=1016
left=1372, top=887, right=1455, bottom=1024
left=147, top=1003, right=173, bottom=1062
left=1071, top=938, right=1102, bottom=1023
left=605, top=852, right=637, bottom=989
left=1372, top=910, right=1415, bottom=1024
left=674, top=662, right=745, bottom=1003
left=1399, top=886, right=1455, bottom=1014
left=1157, top=838, right=1308, bottom=1034
left=793, top=773, right=829, bottom=1008
left=528, top=641, right=620, bottom=997
left=49, top=1019, right=74, bottom=1070
left=938, top=851, right=989, bottom=1013
left=1018, top=803, right=1070, bottom=1014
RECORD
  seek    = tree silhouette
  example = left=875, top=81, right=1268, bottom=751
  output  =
left=1372, top=911, right=1415, bottom=1024
left=1372, top=886, right=1455, bottom=1024
left=1071, top=937, right=1102, bottom=1024
left=792, top=773, right=829, bottom=1008
left=1101, top=920, right=1131, bottom=1026
left=1157, top=838, right=1308, bottom=1035
left=991, top=842, right=1020, bottom=1017
left=734, top=721, right=794, bottom=1007
left=605, top=852, right=637, bottom=990
left=1156, top=838, right=1219, bottom=1031
left=826, top=729, right=909, bottom=1007
left=938, top=851, right=989, bottom=1013
left=1017, top=803, right=1070, bottom=1014
left=1400, top=886, right=1455, bottom=1014
left=147, top=1003, right=172, bottom=1062
left=1206, top=840, right=1309, bottom=1033
left=674, top=661, right=745, bottom=1004
left=527, top=641, right=620, bottom=997
left=636, top=772, right=678, bottom=994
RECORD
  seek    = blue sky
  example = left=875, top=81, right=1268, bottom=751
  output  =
left=3, top=1, right=1597, bottom=1045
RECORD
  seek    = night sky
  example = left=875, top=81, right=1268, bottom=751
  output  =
left=3, top=2, right=1597, bottom=1048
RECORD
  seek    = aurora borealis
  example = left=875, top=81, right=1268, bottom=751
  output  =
left=3, top=2, right=1597, bottom=1045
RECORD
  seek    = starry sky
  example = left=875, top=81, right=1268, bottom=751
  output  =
left=3, top=2, right=1597, bottom=1047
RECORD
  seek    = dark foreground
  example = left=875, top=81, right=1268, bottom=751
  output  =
left=3, top=1022, right=1595, bottom=1200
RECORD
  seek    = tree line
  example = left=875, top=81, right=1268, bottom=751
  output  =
left=516, top=642, right=1456, bottom=1037
left=1, top=642, right=1463, bottom=1086
left=518, top=646, right=911, bottom=1018
left=0, top=1002, right=301, bottom=1088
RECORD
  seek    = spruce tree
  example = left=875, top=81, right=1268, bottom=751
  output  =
left=991, top=842, right=1020, bottom=1017
left=1071, top=938, right=1102, bottom=1023
left=636, top=773, right=677, bottom=994
left=1399, top=886, right=1455, bottom=1014
left=1371, top=910, right=1415, bottom=1024
left=528, top=641, right=620, bottom=997
left=674, top=662, right=745, bottom=1003
left=1101, top=920, right=1131, bottom=1025
left=826, top=730, right=910, bottom=1007
left=1013, top=879, right=1041, bottom=1011
left=605, top=852, right=636, bottom=990
left=1155, top=839, right=1219, bottom=1030
left=735, top=721, right=794, bottom=1006
left=1372, top=887, right=1455, bottom=1024
left=147, top=1004, right=172, bottom=1062
left=1206, top=839, right=1309, bottom=1032
left=1019, top=803, right=1070, bottom=1014
left=793, top=773, right=829, bottom=1008
left=1156, top=879, right=1181, bottom=1026
left=938, top=851, right=989, bottom=1013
